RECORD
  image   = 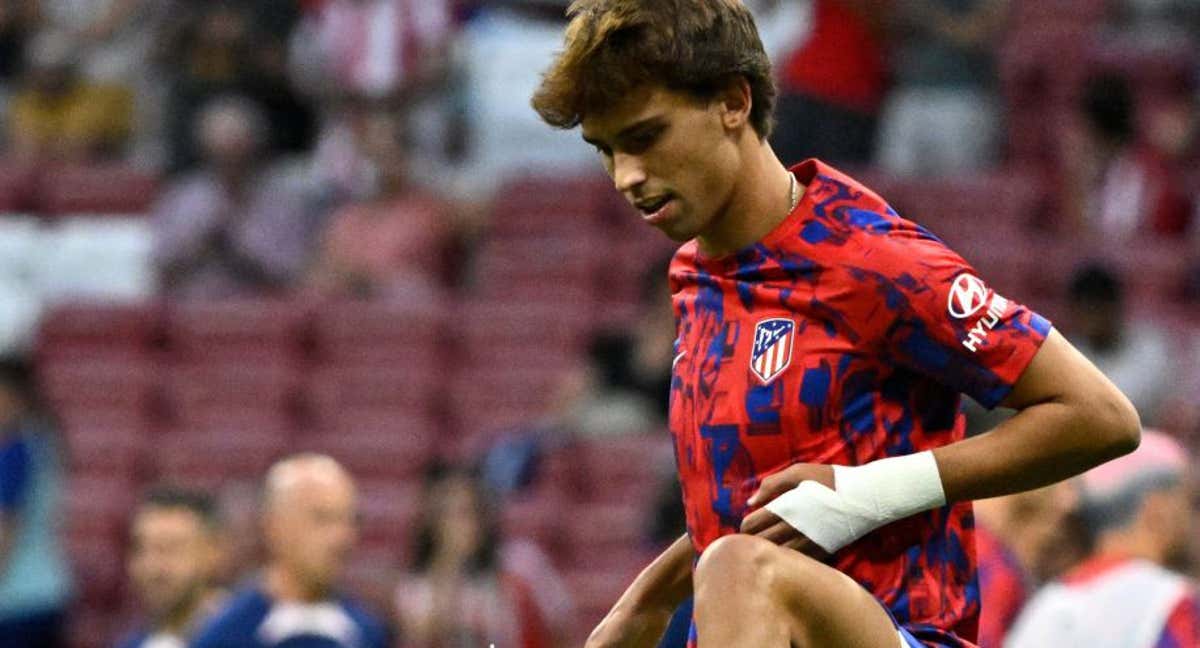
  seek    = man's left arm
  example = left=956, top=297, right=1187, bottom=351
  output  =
left=934, top=327, right=1139, bottom=502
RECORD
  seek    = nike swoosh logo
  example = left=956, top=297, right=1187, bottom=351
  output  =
left=672, top=351, right=686, bottom=368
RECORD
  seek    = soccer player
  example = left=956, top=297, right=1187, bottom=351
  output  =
left=189, top=454, right=387, bottom=648
left=1005, top=429, right=1200, bottom=647
left=117, top=487, right=225, bottom=648
left=530, top=2, right=1142, bottom=646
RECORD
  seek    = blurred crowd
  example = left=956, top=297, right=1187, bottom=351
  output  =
left=0, top=0, right=1198, bottom=647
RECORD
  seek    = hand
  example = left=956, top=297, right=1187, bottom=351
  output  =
left=740, top=463, right=836, bottom=558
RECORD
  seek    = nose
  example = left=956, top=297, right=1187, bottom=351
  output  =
left=612, top=152, right=647, bottom=194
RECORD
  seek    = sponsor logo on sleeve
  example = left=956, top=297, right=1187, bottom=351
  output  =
left=948, top=273, right=1011, bottom=353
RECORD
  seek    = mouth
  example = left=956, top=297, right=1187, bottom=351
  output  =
left=635, top=195, right=676, bottom=225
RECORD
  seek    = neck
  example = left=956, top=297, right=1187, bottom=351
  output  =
left=264, top=564, right=328, bottom=603
left=1095, top=528, right=1164, bottom=566
left=696, top=139, right=799, bottom=257
left=154, top=588, right=210, bottom=636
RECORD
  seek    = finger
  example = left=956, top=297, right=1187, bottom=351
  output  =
left=747, top=474, right=782, bottom=507
left=740, top=508, right=775, bottom=534
left=755, top=520, right=800, bottom=546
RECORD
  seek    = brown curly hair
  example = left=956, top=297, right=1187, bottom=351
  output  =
left=531, top=0, right=777, bottom=139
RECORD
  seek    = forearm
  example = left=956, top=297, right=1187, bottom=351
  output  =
left=615, top=534, right=694, bottom=613
left=936, top=396, right=1138, bottom=502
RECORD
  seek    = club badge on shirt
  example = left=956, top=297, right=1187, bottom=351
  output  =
left=751, top=318, right=795, bottom=385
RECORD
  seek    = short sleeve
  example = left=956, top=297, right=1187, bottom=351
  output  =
left=847, top=227, right=1051, bottom=408
left=1156, top=590, right=1200, bottom=648
left=0, top=437, right=32, bottom=514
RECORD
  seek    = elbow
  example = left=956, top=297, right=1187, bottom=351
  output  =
left=1090, top=389, right=1141, bottom=462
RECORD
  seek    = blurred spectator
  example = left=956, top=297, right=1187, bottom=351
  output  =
left=117, top=487, right=225, bottom=648
left=307, top=108, right=456, bottom=300
left=190, top=454, right=387, bottom=648
left=1006, top=430, right=1200, bottom=647
left=1107, top=0, right=1200, bottom=47
left=1061, top=72, right=1194, bottom=238
left=152, top=96, right=316, bottom=300
left=396, top=463, right=570, bottom=647
left=289, top=0, right=453, bottom=100
left=875, top=0, right=1007, bottom=176
left=0, top=358, right=71, bottom=648
left=0, top=2, right=37, bottom=85
left=5, top=30, right=133, bottom=162
left=1066, top=263, right=1174, bottom=426
left=450, top=0, right=595, bottom=202
left=770, top=0, right=889, bottom=167
left=162, top=2, right=314, bottom=171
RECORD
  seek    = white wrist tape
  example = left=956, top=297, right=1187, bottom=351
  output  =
left=763, top=451, right=947, bottom=553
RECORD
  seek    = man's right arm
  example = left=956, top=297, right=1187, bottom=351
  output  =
left=586, top=534, right=695, bottom=648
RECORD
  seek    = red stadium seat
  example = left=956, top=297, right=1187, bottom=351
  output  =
left=0, top=161, right=37, bottom=212
left=37, top=164, right=160, bottom=215
left=295, top=418, right=438, bottom=481
left=562, top=503, right=650, bottom=569
left=573, top=434, right=674, bottom=504
left=310, top=298, right=448, bottom=366
left=304, top=364, right=445, bottom=426
left=39, top=356, right=161, bottom=421
left=489, top=173, right=611, bottom=239
left=65, top=534, right=126, bottom=609
left=36, top=301, right=162, bottom=361
left=565, top=562, right=648, bottom=645
left=153, top=426, right=290, bottom=486
left=164, top=299, right=310, bottom=366
left=60, top=413, right=149, bottom=476
left=163, top=363, right=300, bottom=428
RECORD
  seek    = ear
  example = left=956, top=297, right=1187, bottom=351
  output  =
left=717, top=76, right=753, bottom=131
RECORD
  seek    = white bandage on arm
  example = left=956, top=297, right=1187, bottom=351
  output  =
left=763, top=451, right=948, bottom=553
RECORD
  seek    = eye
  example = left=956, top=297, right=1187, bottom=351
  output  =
left=624, top=127, right=663, bottom=154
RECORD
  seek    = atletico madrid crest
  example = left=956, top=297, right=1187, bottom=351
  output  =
left=750, top=318, right=795, bottom=385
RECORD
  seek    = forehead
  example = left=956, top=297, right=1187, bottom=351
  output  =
left=133, top=506, right=206, bottom=537
left=580, top=85, right=706, bottom=142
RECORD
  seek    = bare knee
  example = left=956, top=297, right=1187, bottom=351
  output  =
left=694, top=534, right=780, bottom=594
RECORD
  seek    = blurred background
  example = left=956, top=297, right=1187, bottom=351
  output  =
left=0, top=0, right=1196, bottom=647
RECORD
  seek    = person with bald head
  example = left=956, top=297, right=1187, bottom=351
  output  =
left=189, top=454, right=387, bottom=648
left=1006, top=430, right=1200, bottom=648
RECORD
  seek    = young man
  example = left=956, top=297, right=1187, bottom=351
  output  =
left=117, top=487, right=225, bottom=648
left=531, top=1, right=1141, bottom=647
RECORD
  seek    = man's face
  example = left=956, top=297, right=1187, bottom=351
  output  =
left=581, top=85, right=743, bottom=243
left=268, top=477, right=358, bottom=592
left=128, top=507, right=215, bottom=624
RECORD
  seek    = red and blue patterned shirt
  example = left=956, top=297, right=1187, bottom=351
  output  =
left=668, top=160, right=1051, bottom=647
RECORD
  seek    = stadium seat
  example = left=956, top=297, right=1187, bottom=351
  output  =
left=152, top=425, right=290, bottom=486
left=295, top=417, right=438, bottom=481
left=565, top=562, right=649, bottom=645
left=304, top=363, right=445, bottom=426
left=310, top=298, right=448, bottom=366
left=36, top=301, right=161, bottom=361
left=573, top=434, right=674, bottom=504
left=65, top=534, right=126, bottom=610
left=562, top=503, right=649, bottom=570
left=488, top=173, right=611, bottom=239
left=36, top=164, right=159, bottom=215
left=39, top=356, right=161, bottom=421
left=60, top=412, right=149, bottom=476
left=0, top=161, right=37, bottom=212
left=163, top=362, right=300, bottom=428
left=165, top=299, right=310, bottom=366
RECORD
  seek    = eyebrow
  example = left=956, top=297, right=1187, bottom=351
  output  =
left=582, top=116, right=667, bottom=147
